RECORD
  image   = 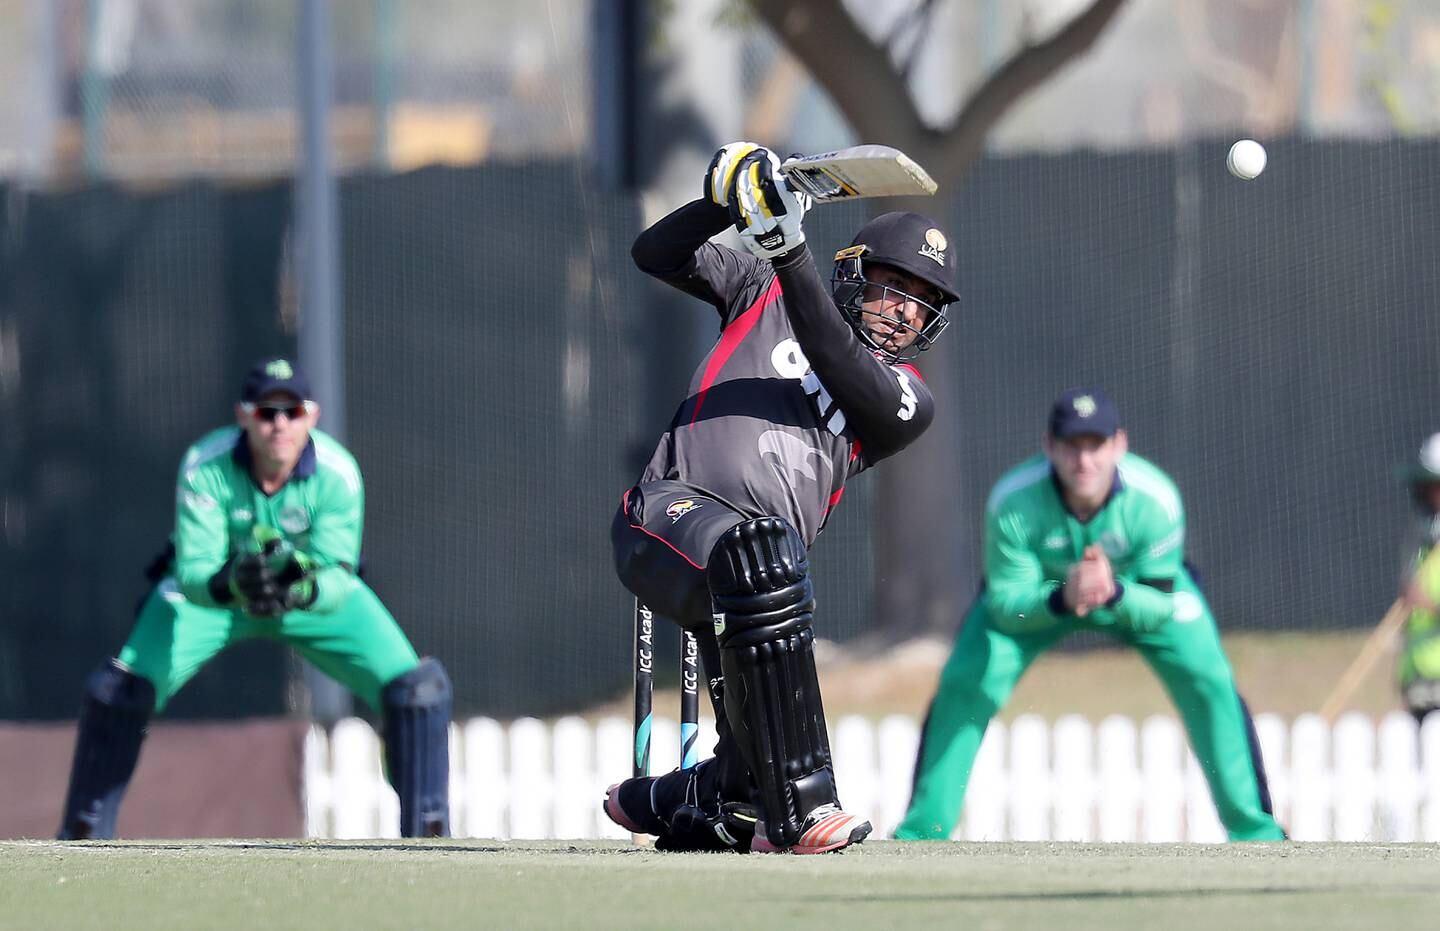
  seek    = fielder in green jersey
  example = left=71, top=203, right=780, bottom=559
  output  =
left=897, top=388, right=1285, bottom=842
left=58, top=358, right=452, bottom=839
left=1396, top=433, right=1440, bottom=724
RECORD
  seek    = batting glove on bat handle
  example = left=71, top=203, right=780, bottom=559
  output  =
left=703, top=141, right=762, bottom=208
left=729, top=148, right=808, bottom=252
left=728, top=148, right=812, bottom=260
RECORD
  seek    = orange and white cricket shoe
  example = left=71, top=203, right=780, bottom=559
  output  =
left=751, top=803, right=872, bottom=854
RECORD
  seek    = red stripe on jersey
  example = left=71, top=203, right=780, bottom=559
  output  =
left=689, top=277, right=783, bottom=428
left=895, top=362, right=925, bottom=382
left=822, top=441, right=864, bottom=519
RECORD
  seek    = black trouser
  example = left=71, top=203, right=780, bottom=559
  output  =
left=611, top=481, right=749, bottom=632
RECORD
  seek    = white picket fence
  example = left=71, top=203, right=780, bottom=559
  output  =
left=302, top=711, right=1440, bottom=842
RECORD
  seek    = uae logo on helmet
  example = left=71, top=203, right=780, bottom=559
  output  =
left=919, top=228, right=947, bottom=266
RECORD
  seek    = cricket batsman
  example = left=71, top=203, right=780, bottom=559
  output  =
left=897, top=388, right=1286, bottom=842
left=57, top=358, right=452, bottom=839
left=603, top=142, right=961, bottom=853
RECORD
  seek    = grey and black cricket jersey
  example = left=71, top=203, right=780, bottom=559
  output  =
left=613, top=199, right=935, bottom=627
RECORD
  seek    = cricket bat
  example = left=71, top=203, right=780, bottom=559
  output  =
left=1318, top=544, right=1440, bottom=721
left=780, top=145, right=938, bottom=202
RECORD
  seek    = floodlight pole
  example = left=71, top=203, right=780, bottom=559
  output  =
left=297, top=0, right=352, bottom=723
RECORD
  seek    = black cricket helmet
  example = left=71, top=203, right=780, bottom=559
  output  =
left=831, top=211, right=959, bottom=363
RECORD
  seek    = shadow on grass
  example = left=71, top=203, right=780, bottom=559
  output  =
left=45, top=841, right=652, bottom=856
left=802, top=885, right=1440, bottom=903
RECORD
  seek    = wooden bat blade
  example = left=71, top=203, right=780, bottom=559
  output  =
left=1317, top=597, right=1409, bottom=722
left=1318, top=544, right=1440, bottom=721
left=780, top=145, right=938, bottom=202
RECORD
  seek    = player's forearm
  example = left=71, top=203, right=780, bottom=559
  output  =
left=986, top=582, right=1065, bottom=633
left=176, top=561, right=228, bottom=607
left=771, top=247, right=928, bottom=457
left=305, top=565, right=360, bottom=613
left=631, top=199, right=732, bottom=278
left=771, top=245, right=855, bottom=369
left=1105, top=581, right=1172, bottom=632
left=173, top=510, right=230, bottom=607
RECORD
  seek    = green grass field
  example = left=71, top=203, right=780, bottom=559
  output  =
left=5, top=839, right=1438, bottom=930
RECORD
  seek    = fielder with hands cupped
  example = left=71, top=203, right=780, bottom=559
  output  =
left=57, top=358, right=453, bottom=840
left=605, top=141, right=958, bottom=854
left=897, top=389, right=1287, bottom=842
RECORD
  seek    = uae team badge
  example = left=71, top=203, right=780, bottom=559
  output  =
left=666, top=500, right=703, bottom=523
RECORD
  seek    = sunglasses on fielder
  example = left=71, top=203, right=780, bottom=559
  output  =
left=243, top=401, right=313, bottom=423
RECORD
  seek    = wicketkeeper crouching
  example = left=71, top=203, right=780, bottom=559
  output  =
left=56, top=358, right=452, bottom=840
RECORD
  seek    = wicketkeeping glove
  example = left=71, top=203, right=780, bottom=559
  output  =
left=703, top=141, right=762, bottom=208
left=228, top=549, right=282, bottom=617
left=727, top=148, right=811, bottom=260
left=214, top=537, right=316, bottom=617
left=271, top=543, right=317, bottom=612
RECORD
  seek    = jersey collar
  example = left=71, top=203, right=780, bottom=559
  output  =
left=232, top=433, right=318, bottom=485
left=1049, top=467, right=1124, bottom=522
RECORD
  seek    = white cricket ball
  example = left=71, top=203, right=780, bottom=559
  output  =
left=1226, top=139, right=1267, bottom=180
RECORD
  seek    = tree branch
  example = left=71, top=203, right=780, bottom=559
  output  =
left=891, top=0, right=940, bottom=81
left=749, top=0, right=1132, bottom=186
left=748, top=0, right=932, bottom=145
left=935, top=0, right=1130, bottom=182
